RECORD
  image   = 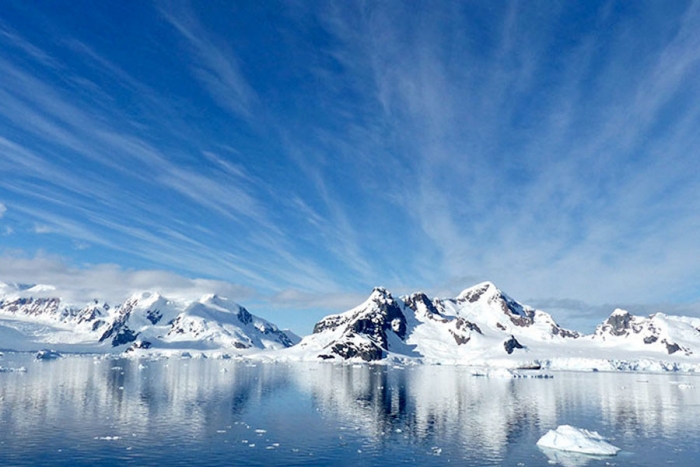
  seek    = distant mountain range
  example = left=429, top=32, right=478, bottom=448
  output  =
left=0, top=282, right=297, bottom=354
left=2, top=281, right=700, bottom=371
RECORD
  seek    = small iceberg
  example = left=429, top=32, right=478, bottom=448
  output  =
left=35, top=349, right=62, bottom=361
left=537, top=425, right=620, bottom=456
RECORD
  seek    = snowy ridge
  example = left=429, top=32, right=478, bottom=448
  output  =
left=0, top=284, right=297, bottom=354
left=3, top=280, right=700, bottom=371
left=277, top=282, right=700, bottom=371
left=285, top=282, right=581, bottom=364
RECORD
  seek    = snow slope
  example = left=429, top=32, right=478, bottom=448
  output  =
left=3, top=280, right=700, bottom=371
left=283, top=282, right=580, bottom=364
left=0, top=283, right=297, bottom=354
left=276, top=282, right=700, bottom=371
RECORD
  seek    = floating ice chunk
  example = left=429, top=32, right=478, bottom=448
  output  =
left=35, top=349, right=62, bottom=360
left=470, top=367, right=514, bottom=378
left=255, top=429, right=267, bottom=434
left=537, top=425, right=620, bottom=456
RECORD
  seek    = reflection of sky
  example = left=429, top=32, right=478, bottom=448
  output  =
left=293, top=365, right=700, bottom=463
left=1, top=355, right=699, bottom=466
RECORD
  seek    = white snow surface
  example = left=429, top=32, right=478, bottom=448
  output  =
left=270, top=282, right=700, bottom=371
left=0, top=284, right=296, bottom=354
left=3, top=280, right=700, bottom=371
left=537, top=425, right=620, bottom=456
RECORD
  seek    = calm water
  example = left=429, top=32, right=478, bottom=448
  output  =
left=1, top=353, right=699, bottom=466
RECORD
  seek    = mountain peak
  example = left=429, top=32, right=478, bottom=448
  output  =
left=456, top=281, right=501, bottom=303
left=370, top=286, right=393, bottom=301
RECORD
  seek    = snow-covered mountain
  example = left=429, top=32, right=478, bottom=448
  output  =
left=0, top=283, right=298, bottom=354
left=283, top=282, right=700, bottom=371
left=287, top=282, right=580, bottom=363
left=4, top=279, right=700, bottom=372
left=592, top=308, right=699, bottom=356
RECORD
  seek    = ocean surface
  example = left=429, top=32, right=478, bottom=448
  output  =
left=1, top=353, right=699, bottom=466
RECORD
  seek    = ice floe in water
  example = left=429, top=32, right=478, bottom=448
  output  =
left=537, top=425, right=620, bottom=456
left=35, top=349, right=62, bottom=360
left=470, top=367, right=554, bottom=379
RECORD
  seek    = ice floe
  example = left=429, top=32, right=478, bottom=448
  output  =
left=35, top=349, right=62, bottom=360
left=537, top=425, right=620, bottom=456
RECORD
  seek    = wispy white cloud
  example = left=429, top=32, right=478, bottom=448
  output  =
left=1, top=2, right=699, bottom=333
left=158, top=0, right=257, bottom=119
left=308, top=2, right=700, bottom=316
left=0, top=253, right=255, bottom=306
left=0, top=202, right=6, bottom=219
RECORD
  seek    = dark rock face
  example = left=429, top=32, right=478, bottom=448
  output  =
left=99, top=299, right=138, bottom=346
left=237, top=307, right=253, bottom=326
left=77, top=306, right=104, bottom=326
left=111, top=327, right=138, bottom=347
left=454, top=318, right=482, bottom=334
left=316, top=289, right=409, bottom=361
left=499, top=296, right=535, bottom=327
left=644, top=335, right=659, bottom=344
left=349, top=299, right=407, bottom=346
left=504, top=336, right=524, bottom=354
left=450, top=330, right=470, bottom=345
left=460, top=284, right=490, bottom=303
left=551, top=326, right=580, bottom=339
left=404, top=293, right=441, bottom=318
left=664, top=340, right=681, bottom=355
left=125, top=340, right=152, bottom=352
left=330, top=340, right=383, bottom=362
left=1, top=297, right=62, bottom=319
left=251, top=319, right=295, bottom=348
left=146, top=309, right=162, bottom=325
left=605, top=312, right=633, bottom=336
left=313, top=315, right=346, bottom=334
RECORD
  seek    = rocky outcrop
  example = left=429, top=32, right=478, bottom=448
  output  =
left=504, top=336, right=524, bottom=354
left=312, top=288, right=407, bottom=361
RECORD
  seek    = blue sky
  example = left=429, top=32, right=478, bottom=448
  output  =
left=1, top=1, right=699, bottom=334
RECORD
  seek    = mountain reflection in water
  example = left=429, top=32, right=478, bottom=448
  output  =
left=0, top=354, right=698, bottom=466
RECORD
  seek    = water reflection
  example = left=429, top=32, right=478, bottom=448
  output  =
left=0, top=354, right=699, bottom=466
left=292, top=364, right=700, bottom=464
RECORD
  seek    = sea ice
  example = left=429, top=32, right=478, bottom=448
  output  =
left=537, top=425, right=620, bottom=456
